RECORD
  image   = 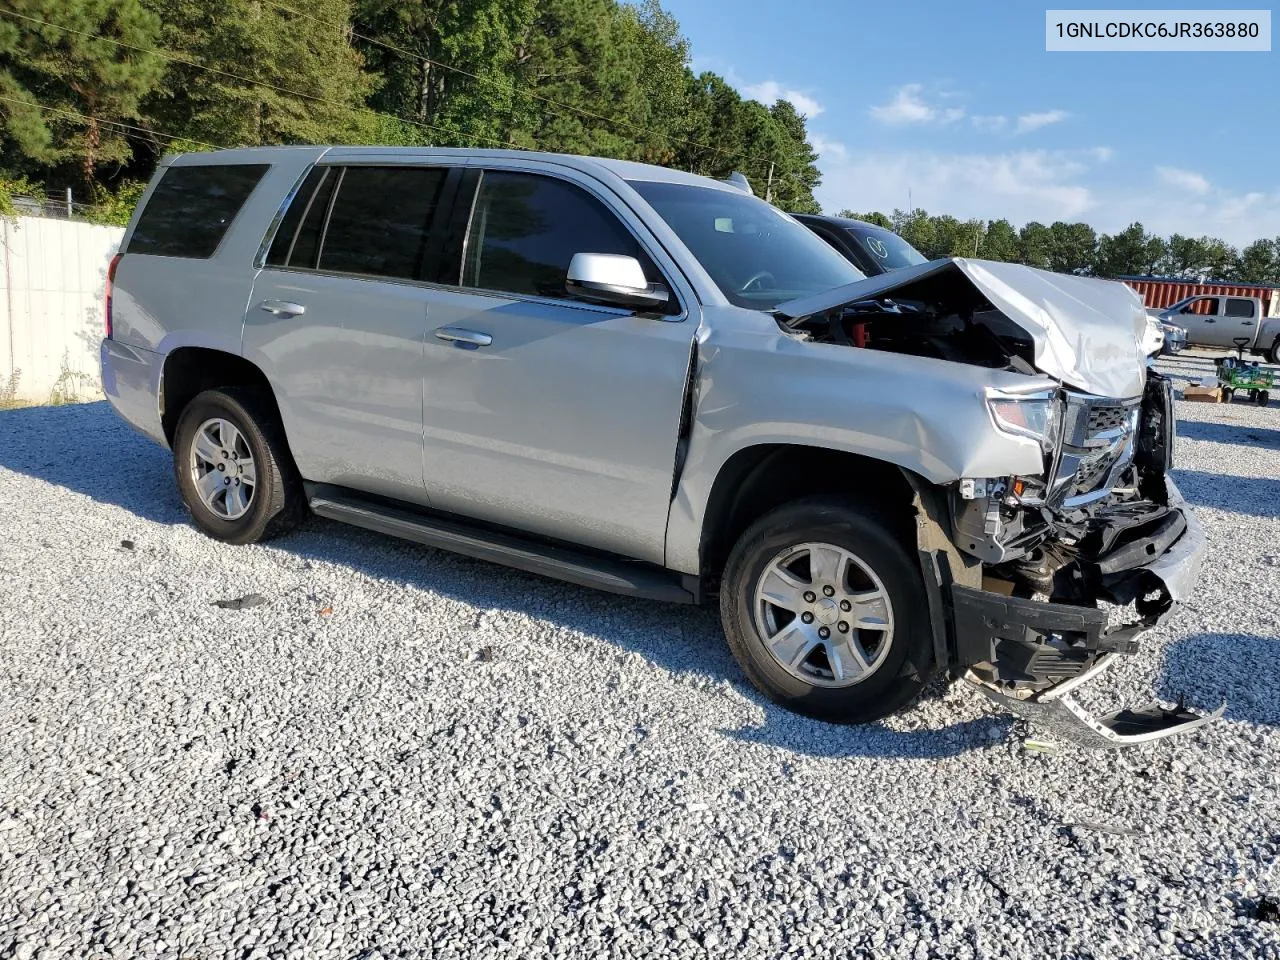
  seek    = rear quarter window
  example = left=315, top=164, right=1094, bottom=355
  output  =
left=127, top=164, right=269, bottom=259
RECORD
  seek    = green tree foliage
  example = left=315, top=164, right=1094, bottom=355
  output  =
left=0, top=0, right=163, bottom=187
left=353, top=0, right=533, bottom=148
left=1046, top=221, right=1097, bottom=275
left=835, top=209, right=892, bottom=229
left=1095, top=222, right=1167, bottom=278
left=1017, top=221, right=1053, bottom=269
left=977, top=218, right=1019, bottom=262
left=1237, top=238, right=1280, bottom=284
left=780, top=202, right=1280, bottom=283
left=142, top=0, right=374, bottom=150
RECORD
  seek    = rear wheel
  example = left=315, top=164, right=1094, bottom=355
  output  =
left=719, top=497, right=935, bottom=724
left=1258, top=390, right=1271, bottom=407
left=173, top=387, right=305, bottom=544
left=1269, top=339, right=1280, bottom=365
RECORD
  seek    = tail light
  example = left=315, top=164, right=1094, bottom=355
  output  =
left=104, top=253, right=121, bottom=339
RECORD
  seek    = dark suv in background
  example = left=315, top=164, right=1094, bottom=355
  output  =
left=790, top=214, right=928, bottom=276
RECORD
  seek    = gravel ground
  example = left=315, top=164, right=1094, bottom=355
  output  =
left=1, top=362, right=1278, bottom=960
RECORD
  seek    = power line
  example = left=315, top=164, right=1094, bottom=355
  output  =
left=0, top=93, right=228, bottom=151
left=267, top=0, right=819, bottom=196
left=0, top=5, right=817, bottom=200
left=269, top=0, right=727, bottom=161
left=0, top=6, right=524, bottom=151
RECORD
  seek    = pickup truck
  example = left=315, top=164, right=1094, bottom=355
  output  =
left=1159, top=293, right=1280, bottom=360
left=100, top=147, right=1216, bottom=745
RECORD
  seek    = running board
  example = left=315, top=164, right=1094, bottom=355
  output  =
left=305, top=484, right=696, bottom=604
left=966, top=660, right=1225, bottom=749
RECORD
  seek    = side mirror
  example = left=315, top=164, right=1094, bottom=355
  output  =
left=566, top=253, right=670, bottom=310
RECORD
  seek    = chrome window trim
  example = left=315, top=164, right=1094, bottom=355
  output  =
left=254, top=264, right=650, bottom=320
left=253, top=163, right=314, bottom=269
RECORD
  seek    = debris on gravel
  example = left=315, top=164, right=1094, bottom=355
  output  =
left=1, top=369, right=1278, bottom=959
left=211, top=592, right=268, bottom=610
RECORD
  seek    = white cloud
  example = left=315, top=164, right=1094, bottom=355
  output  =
left=809, top=134, right=848, bottom=163
left=811, top=146, right=1279, bottom=247
left=869, top=84, right=965, bottom=125
left=971, top=114, right=1008, bottom=131
left=816, top=148, right=1096, bottom=225
left=1155, top=165, right=1211, bottom=195
left=1015, top=110, right=1068, bottom=134
left=741, top=80, right=824, bottom=117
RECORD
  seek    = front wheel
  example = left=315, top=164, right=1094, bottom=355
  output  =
left=719, top=497, right=936, bottom=724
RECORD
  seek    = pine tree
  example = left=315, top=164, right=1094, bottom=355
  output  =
left=0, top=0, right=163, bottom=188
left=142, top=0, right=373, bottom=150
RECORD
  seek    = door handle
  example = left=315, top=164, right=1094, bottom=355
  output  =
left=434, top=326, right=492, bottom=347
left=1205, top=318, right=1216, bottom=323
left=258, top=299, right=306, bottom=317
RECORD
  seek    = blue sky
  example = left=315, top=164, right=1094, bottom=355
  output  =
left=663, top=0, right=1277, bottom=246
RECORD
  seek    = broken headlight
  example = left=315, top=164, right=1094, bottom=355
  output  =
left=987, top=391, right=1064, bottom=456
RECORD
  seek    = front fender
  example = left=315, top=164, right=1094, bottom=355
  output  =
left=664, top=310, right=1048, bottom=574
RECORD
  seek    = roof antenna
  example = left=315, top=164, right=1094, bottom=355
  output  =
left=722, top=172, right=754, bottom=196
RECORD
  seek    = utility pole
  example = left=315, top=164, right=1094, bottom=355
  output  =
left=764, top=162, right=775, bottom=204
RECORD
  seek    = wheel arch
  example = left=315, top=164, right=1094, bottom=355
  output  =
left=697, top=443, right=922, bottom=587
left=160, top=347, right=280, bottom=447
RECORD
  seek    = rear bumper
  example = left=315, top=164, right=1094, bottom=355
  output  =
left=100, top=338, right=166, bottom=445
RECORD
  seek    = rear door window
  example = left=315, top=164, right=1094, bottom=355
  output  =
left=128, top=164, right=268, bottom=258
left=317, top=166, right=447, bottom=281
left=1225, top=298, right=1256, bottom=318
left=461, top=170, right=656, bottom=300
left=266, top=166, right=331, bottom=268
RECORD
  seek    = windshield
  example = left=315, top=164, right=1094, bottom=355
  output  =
left=628, top=181, right=865, bottom=310
left=846, top=224, right=928, bottom=271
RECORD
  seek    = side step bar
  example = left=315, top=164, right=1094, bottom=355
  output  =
left=305, top=483, right=697, bottom=604
left=966, top=657, right=1225, bottom=749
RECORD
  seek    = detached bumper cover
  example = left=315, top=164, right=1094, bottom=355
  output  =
left=969, top=657, right=1225, bottom=749
left=956, top=478, right=1219, bottom=746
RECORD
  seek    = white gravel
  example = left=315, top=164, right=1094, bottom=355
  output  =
left=2, top=366, right=1279, bottom=959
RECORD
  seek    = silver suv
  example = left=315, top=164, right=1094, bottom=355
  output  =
left=101, top=147, right=1213, bottom=743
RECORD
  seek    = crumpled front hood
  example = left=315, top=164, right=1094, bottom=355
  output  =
left=774, top=258, right=1149, bottom=399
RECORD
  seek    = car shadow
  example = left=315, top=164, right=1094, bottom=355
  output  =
left=1172, top=468, right=1280, bottom=519
left=1159, top=633, right=1280, bottom=727
left=0, top=400, right=996, bottom=759
left=1177, top=419, right=1280, bottom=451
left=0, top=401, right=187, bottom=525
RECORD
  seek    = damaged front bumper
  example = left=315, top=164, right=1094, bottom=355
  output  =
left=953, top=478, right=1221, bottom=747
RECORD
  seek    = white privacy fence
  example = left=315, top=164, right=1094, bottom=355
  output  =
left=1, top=216, right=125, bottom=403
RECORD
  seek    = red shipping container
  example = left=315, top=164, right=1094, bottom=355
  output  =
left=1121, top=276, right=1278, bottom=316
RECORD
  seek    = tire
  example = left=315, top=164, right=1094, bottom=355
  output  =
left=172, top=387, right=306, bottom=545
left=1222, top=388, right=1234, bottom=404
left=1269, top=339, right=1280, bottom=365
left=719, top=497, right=936, bottom=724
left=1258, top=390, right=1270, bottom=407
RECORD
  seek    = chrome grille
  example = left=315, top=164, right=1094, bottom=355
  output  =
left=1086, top=405, right=1129, bottom=435
left=1051, top=392, right=1141, bottom=506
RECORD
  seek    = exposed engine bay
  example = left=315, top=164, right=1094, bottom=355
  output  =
left=778, top=272, right=1040, bottom=375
